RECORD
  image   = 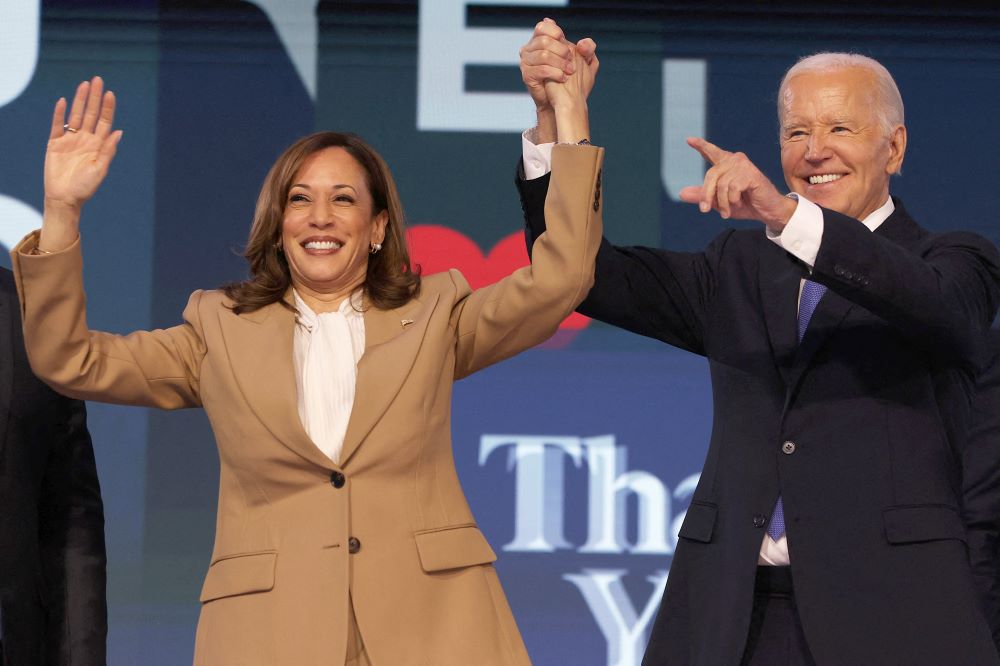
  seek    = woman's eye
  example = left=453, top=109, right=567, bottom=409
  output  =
left=334, top=195, right=354, bottom=204
left=289, top=193, right=308, bottom=203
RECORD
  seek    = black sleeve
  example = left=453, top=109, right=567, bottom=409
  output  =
left=812, top=208, right=1000, bottom=365
left=517, top=159, right=722, bottom=355
left=38, top=396, right=107, bottom=666
left=965, top=328, right=1000, bottom=653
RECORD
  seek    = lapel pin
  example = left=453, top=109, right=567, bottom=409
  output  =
left=401, top=319, right=414, bottom=327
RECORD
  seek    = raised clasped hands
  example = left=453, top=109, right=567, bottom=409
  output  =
left=519, top=18, right=599, bottom=143
left=679, top=137, right=796, bottom=232
left=40, top=76, right=122, bottom=251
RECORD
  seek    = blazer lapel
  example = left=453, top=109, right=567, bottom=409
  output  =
left=784, top=200, right=918, bottom=404
left=784, top=288, right=855, bottom=407
left=759, top=242, right=806, bottom=388
left=339, top=293, right=439, bottom=466
left=219, top=296, right=334, bottom=470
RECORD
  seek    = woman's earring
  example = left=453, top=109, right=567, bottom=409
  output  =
left=369, top=242, right=382, bottom=254
left=275, top=239, right=283, bottom=253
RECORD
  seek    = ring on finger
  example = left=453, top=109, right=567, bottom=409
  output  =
left=63, top=124, right=79, bottom=133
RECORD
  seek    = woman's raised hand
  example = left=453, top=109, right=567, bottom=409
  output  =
left=40, top=76, right=122, bottom=251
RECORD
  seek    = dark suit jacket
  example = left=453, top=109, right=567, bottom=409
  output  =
left=520, top=170, right=1000, bottom=665
left=0, top=267, right=106, bottom=666
left=966, top=327, right=1000, bottom=653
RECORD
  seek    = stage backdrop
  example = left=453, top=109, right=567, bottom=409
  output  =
left=2, top=2, right=999, bottom=664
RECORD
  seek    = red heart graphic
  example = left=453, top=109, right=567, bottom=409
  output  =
left=406, top=225, right=590, bottom=333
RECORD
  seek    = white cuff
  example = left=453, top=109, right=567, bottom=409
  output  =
left=766, top=194, right=823, bottom=268
left=522, top=129, right=554, bottom=180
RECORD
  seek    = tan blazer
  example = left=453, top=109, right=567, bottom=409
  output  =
left=13, top=145, right=603, bottom=665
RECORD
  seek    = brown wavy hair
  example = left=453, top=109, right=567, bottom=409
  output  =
left=223, top=131, right=420, bottom=314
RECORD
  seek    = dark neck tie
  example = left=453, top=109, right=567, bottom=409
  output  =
left=767, top=279, right=828, bottom=541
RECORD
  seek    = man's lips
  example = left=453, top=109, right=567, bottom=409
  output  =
left=806, top=173, right=844, bottom=185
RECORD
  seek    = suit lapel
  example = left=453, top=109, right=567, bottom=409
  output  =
left=781, top=201, right=918, bottom=408
left=783, top=288, right=855, bottom=408
left=759, top=242, right=806, bottom=388
left=219, top=296, right=334, bottom=470
left=339, top=293, right=438, bottom=466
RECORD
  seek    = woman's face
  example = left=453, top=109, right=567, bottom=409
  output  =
left=280, top=146, right=387, bottom=307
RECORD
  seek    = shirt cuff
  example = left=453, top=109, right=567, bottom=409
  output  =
left=765, top=194, right=823, bottom=268
left=522, top=129, right=554, bottom=180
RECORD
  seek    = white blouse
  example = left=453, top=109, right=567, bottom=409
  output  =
left=292, top=290, right=366, bottom=463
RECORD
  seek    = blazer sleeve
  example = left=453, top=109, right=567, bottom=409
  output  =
left=517, top=156, right=725, bottom=357
left=38, top=396, right=107, bottom=666
left=450, top=144, right=602, bottom=379
left=812, top=208, right=1000, bottom=364
left=11, top=231, right=206, bottom=408
left=965, top=327, right=1000, bottom=651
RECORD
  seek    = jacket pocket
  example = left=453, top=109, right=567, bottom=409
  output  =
left=677, top=501, right=718, bottom=543
left=414, top=524, right=497, bottom=572
left=883, top=505, right=965, bottom=545
left=200, top=550, right=277, bottom=603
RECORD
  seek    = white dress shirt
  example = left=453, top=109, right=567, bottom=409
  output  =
left=292, top=290, right=366, bottom=464
left=521, top=132, right=896, bottom=565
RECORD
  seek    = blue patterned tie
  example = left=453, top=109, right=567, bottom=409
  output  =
left=767, top=279, right=828, bottom=541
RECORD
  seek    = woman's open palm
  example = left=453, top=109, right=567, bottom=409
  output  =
left=45, top=76, right=122, bottom=209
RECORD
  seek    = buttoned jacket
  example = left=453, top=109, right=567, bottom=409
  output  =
left=519, top=170, right=1000, bottom=665
left=15, top=144, right=603, bottom=665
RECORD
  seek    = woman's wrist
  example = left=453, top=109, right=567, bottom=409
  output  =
left=39, top=201, right=82, bottom=253
left=553, top=103, right=589, bottom=144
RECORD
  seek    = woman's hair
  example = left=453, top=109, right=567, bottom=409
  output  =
left=223, top=131, right=420, bottom=314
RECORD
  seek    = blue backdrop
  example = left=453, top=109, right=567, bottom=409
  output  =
left=1, top=2, right=999, bottom=664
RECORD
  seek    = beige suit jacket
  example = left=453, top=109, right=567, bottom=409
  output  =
left=13, top=145, right=603, bottom=665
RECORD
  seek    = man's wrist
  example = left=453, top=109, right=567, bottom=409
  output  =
left=765, top=195, right=798, bottom=233
left=534, top=107, right=557, bottom=144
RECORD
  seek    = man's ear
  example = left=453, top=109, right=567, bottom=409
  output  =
left=886, top=124, right=907, bottom=175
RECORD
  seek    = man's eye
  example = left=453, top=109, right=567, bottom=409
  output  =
left=785, top=130, right=807, bottom=139
left=832, top=126, right=850, bottom=133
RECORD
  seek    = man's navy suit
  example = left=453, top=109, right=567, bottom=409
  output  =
left=966, top=327, right=1000, bottom=654
left=520, top=170, right=1000, bottom=664
left=0, top=267, right=106, bottom=665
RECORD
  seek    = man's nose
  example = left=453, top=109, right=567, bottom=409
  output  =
left=805, top=133, right=830, bottom=161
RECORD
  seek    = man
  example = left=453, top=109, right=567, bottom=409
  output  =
left=966, top=327, right=1000, bottom=654
left=0, top=265, right=106, bottom=665
left=518, top=20, right=1000, bottom=665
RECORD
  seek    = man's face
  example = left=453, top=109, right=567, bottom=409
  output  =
left=779, top=67, right=906, bottom=221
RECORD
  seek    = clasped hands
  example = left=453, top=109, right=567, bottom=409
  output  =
left=520, top=19, right=795, bottom=232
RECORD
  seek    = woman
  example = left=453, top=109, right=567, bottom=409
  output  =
left=12, top=53, right=600, bottom=666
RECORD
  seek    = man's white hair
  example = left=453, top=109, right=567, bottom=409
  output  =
left=778, top=52, right=905, bottom=136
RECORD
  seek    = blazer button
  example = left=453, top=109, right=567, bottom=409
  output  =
left=753, top=514, right=766, bottom=528
left=348, top=537, right=361, bottom=554
left=781, top=441, right=796, bottom=455
left=330, top=471, right=346, bottom=488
